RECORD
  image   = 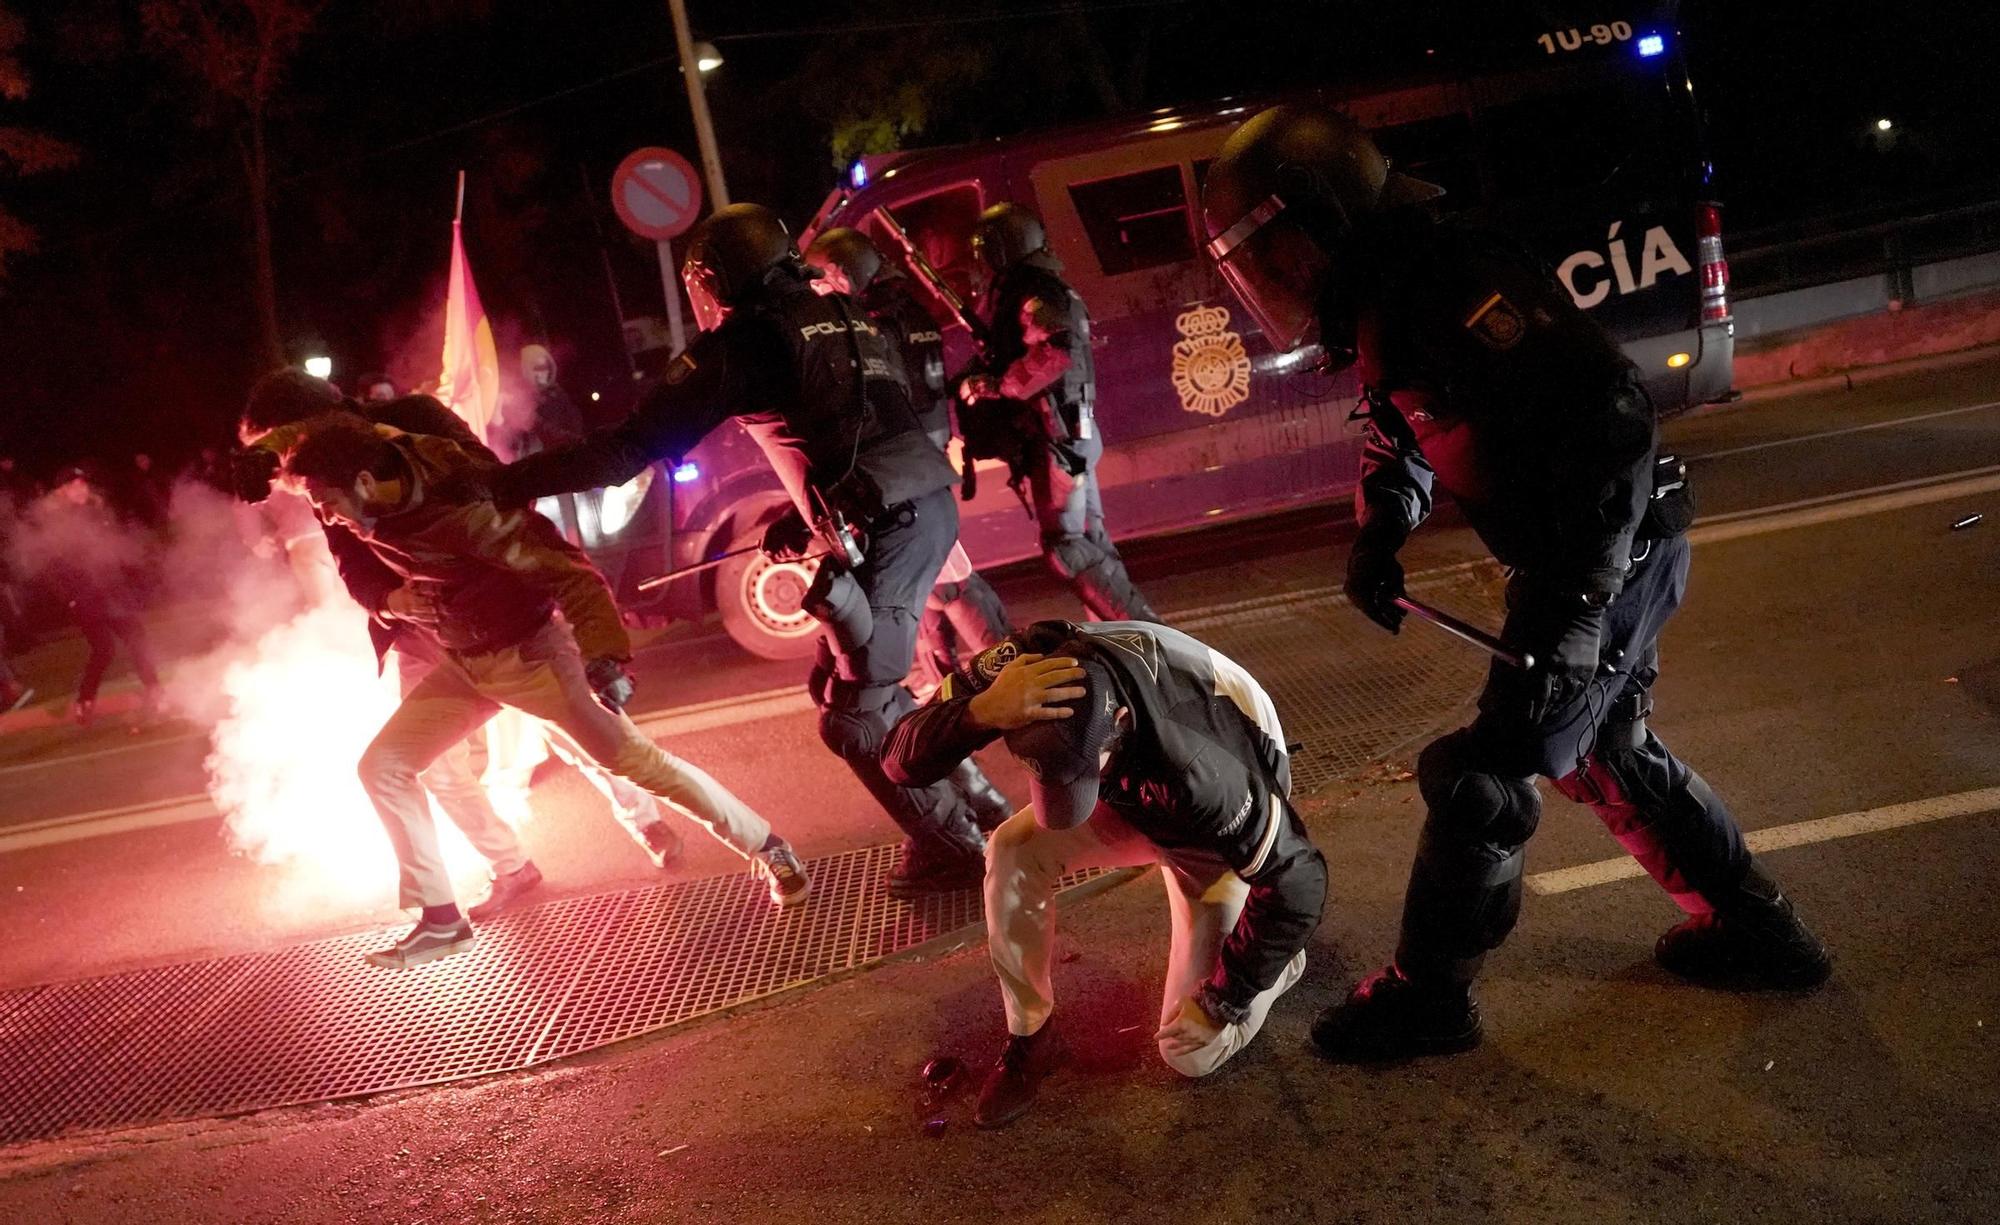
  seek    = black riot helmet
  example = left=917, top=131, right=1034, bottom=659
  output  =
left=970, top=202, right=1048, bottom=275
left=802, top=226, right=885, bottom=298
left=682, top=203, right=802, bottom=331
left=1200, top=105, right=1443, bottom=354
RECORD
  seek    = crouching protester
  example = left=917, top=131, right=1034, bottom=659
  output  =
left=881, top=620, right=1327, bottom=1127
left=286, top=417, right=808, bottom=968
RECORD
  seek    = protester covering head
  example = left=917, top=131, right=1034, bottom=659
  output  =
left=1003, top=653, right=1126, bottom=831
left=284, top=414, right=398, bottom=495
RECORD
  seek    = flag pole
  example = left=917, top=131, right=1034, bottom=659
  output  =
left=455, top=170, right=466, bottom=224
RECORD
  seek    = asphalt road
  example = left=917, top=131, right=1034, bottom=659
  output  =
left=2, top=350, right=1998, bottom=1222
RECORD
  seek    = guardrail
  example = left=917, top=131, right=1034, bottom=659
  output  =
left=1730, top=195, right=2000, bottom=302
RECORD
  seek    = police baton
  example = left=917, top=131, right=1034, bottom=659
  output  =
left=635, top=544, right=835, bottom=593
left=1392, top=596, right=1536, bottom=671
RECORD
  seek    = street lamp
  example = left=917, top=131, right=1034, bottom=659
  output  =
left=303, top=356, right=333, bottom=380
left=1875, top=118, right=1894, bottom=132
left=666, top=1, right=729, bottom=207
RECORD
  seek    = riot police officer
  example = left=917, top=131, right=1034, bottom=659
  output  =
left=1200, top=105, right=1831, bottom=1061
left=804, top=227, right=1015, bottom=717
left=958, top=203, right=1157, bottom=623
left=496, top=204, right=994, bottom=894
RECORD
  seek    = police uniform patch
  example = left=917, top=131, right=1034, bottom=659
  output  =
left=1464, top=291, right=1527, bottom=351
left=972, top=640, right=1020, bottom=685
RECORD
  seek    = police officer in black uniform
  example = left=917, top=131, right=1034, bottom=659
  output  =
left=496, top=204, right=994, bottom=894
left=957, top=203, right=1157, bottom=623
left=803, top=227, right=1015, bottom=701
left=882, top=619, right=1326, bottom=1126
left=1200, top=106, right=1830, bottom=1061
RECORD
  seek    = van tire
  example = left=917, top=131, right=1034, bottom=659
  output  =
left=716, top=522, right=824, bottom=661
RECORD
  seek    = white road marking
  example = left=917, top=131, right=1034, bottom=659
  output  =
left=1691, top=399, right=2000, bottom=461
left=1526, top=786, right=2000, bottom=896
left=1688, top=466, right=2000, bottom=545
left=0, top=795, right=217, bottom=854
left=0, top=731, right=205, bottom=779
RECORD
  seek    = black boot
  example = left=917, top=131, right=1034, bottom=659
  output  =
left=887, top=836, right=985, bottom=898
left=974, top=1026, right=1068, bottom=1129
left=1311, top=966, right=1482, bottom=1062
left=951, top=759, right=1014, bottom=832
left=1655, top=864, right=1831, bottom=989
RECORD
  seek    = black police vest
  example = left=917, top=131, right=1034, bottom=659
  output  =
left=981, top=256, right=1095, bottom=434
left=864, top=277, right=950, bottom=441
left=735, top=281, right=954, bottom=519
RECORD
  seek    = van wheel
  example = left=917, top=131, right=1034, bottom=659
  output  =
left=717, top=527, right=823, bottom=661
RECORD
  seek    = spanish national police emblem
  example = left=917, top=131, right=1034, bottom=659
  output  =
left=972, top=640, right=1020, bottom=686
left=1170, top=304, right=1253, bottom=418
left=1464, top=291, right=1527, bottom=351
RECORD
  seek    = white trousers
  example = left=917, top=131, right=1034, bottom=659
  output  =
left=984, top=805, right=1307, bottom=1078
left=364, top=621, right=773, bottom=908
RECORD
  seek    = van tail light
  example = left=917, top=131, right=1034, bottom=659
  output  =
left=1697, top=202, right=1730, bottom=324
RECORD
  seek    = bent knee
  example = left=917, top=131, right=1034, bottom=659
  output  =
left=1159, top=1042, right=1229, bottom=1079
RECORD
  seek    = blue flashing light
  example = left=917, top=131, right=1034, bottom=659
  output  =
left=848, top=160, right=870, bottom=190
left=1637, top=33, right=1665, bottom=57
left=672, top=461, right=701, bottom=484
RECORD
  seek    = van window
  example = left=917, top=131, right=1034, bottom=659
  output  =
left=1068, top=166, right=1196, bottom=276
left=863, top=183, right=984, bottom=307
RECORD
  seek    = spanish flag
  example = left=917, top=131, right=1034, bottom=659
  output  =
left=435, top=173, right=502, bottom=446
left=435, top=173, right=547, bottom=801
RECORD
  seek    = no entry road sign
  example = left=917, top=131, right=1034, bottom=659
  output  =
left=612, top=147, right=703, bottom=241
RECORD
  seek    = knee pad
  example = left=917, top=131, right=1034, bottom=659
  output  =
left=1042, top=533, right=1101, bottom=582
left=818, top=704, right=889, bottom=761
left=1417, top=734, right=1542, bottom=848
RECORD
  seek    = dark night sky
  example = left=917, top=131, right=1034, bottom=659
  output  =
left=0, top=0, right=1994, bottom=475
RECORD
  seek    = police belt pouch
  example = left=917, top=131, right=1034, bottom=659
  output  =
left=827, top=430, right=958, bottom=521
left=1640, top=452, right=1694, bottom=539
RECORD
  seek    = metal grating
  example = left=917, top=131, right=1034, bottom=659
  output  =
left=0, top=846, right=1122, bottom=1148
left=0, top=582, right=1495, bottom=1148
left=1180, top=567, right=1504, bottom=794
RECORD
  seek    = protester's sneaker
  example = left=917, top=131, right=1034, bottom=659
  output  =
left=364, top=919, right=475, bottom=968
left=1655, top=883, right=1832, bottom=990
left=754, top=839, right=811, bottom=908
left=887, top=838, right=986, bottom=898
left=467, top=861, right=544, bottom=923
left=639, top=820, right=684, bottom=869
left=974, top=1027, right=1069, bottom=1129
left=0, top=683, right=32, bottom=715
left=1310, top=966, right=1483, bottom=1062
left=71, top=698, right=95, bottom=728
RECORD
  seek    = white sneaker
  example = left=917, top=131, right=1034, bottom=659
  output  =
left=753, top=840, right=811, bottom=909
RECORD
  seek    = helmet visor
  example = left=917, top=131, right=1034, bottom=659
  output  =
left=1211, top=211, right=1329, bottom=354
left=683, top=263, right=728, bottom=332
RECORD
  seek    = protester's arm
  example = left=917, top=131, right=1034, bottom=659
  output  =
left=374, top=395, right=499, bottom=464
left=1201, top=841, right=1328, bottom=1024
left=880, top=693, right=1001, bottom=787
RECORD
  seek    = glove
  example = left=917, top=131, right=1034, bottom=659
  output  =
left=1344, top=526, right=1407, bottom=633
left=959, top=374, right=1002, bottom=403
left=585, top=657, right=636, bottom=713
left=229, top=446, right=282, bottom=504
left=1508, top=587, right=1608, bottom=724
left=760, top=508, right=814, bottom=561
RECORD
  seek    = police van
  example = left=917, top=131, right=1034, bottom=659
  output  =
left=660, top=3, right=1732, bottom=659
